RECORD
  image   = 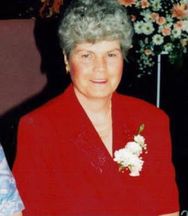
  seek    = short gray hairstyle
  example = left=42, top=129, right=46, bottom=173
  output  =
left=58, top=0, right=133, bottom=59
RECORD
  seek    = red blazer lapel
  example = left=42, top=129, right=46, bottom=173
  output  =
left=49, top=85, right=118, bottom=174
left=112, top=92, right=137, bottom=153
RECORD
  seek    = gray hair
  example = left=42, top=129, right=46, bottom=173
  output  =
left=58, top=0, right=133, bottom=59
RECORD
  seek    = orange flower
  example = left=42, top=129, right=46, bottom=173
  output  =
left=151, top=13, right=159, bottom=22
left=39, top=0, right=63, bottom=18
left=52, top=0, right=63, bottom=13
left=171, top=3, right=188, bottom=19
left=156, top=16, right=166, bottom=25
left=151, top=13, right=166, bottom=25
left=141, top=0, right=150, bottom=9
left=174, top=21, right=184, bottom=30
left=118, top=0, right=136, bottom=7
left=161, top=27, right=171, bottom=36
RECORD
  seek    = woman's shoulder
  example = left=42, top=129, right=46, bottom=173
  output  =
left=20, top=87, right=72, bottom=121
left=19, top=85, right=77, bottom=126
left=114, top=92, right=169, bottom=122
left=18, top=95, right=63, bottom=126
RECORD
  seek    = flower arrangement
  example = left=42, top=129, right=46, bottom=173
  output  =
left=118, top=0, right=188, bottom=75
left=113, top=124, right=147, bottom=176
left=39, top=0, right=63, bottom=18
left=39, top=0, right=188, bottom=74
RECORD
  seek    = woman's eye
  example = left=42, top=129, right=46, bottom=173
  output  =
left=108, top=53, right=117, bottom=57
left=81, top=54, right=90, bottom=58
left=79, top=52, right=94, bottom=63
left=79, top=52, right=93, bottom=59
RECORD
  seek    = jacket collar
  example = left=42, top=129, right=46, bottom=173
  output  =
left=52, top=85, right=136, bottom=174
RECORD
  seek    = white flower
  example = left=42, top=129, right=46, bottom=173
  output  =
left=125, top=141, right=143, bottom=155
left=181, top=0, right=188, bottom=4
left=182, top=20, right=188, bottom=33
left=172, top=28, right=182, bottom=38
left=135, top=1, right=141, bottom=8
left=114, top=124, right=147, bottom=177
left=114, top=149, right=144, bottom=176
left=129, top=157, right=144, bottom=176
left=141, top=10, right=153, bottom=22
left=152, top=34, right=164, bottom=45
left=121, top=0, right=188, bottom=75
left=121, top=152, right=137, bottom=167
left=114, top=148, right=130, bottom=165
left=114, top=149, right=136, bottom=167
left=142, top=22, right=155, bottom=35
left=134, top=134, right=145, bottom=145
left=164, top=43, right=174, bottom=53
left=151, top=0, right=162, bottom=11
left=134, top=21, right=144, bottom=34
left=165, top=15, right=174, bottom=26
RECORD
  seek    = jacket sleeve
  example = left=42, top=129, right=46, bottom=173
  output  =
left=13, top=113, right=57, bottom=216
left=146, top=111, right=180, bottom=214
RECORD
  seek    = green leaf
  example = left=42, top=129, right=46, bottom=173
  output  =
left=138, top=123, right=145, bottom=134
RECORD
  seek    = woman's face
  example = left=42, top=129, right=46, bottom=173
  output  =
left=67, top=40, right=124, bottom=100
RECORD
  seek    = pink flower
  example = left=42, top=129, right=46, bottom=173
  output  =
left=130, top=15, right=137, bottom=22
left=118, top=0, right=136, bottom=7
left=174, top=21, right=184, bottom=30
left=151, top=13, right=166, bottom=25
left=151, top=13, right=160, bottom=22
left=141, top=0, right=150, bottom=9
left=161, top=27, right=171, bottom=36
left=156, top=16, right=166, bottom=25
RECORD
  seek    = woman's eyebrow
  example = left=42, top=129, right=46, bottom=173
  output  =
left=74, top=49, right=92, bottom=53
left=76, top=48, right=121, bottom=52
left=108, top=48, right=121, bottom=52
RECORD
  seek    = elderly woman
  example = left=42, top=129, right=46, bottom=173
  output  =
left=0, top=144, right=24, bottom=216
left=13, top=0, right=179, bottom=215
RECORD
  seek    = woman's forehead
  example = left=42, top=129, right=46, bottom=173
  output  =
left=73, top=40, right=121, bottom=53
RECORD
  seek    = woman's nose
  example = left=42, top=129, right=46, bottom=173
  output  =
left=94, top=56, right=106, bottom=73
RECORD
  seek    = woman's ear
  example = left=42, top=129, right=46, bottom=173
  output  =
left=63, top=51, right=70, bottom=73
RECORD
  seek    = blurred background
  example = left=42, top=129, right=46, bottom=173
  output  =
left=0, top=0, right=188, bottom=210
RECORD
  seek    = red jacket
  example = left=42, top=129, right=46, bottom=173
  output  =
left=13, top=85, right=179, bottom=215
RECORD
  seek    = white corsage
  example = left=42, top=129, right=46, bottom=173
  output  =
left=113, top=124, right=147, bottom=177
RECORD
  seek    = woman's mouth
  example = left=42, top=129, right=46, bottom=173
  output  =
left=91, top=79, right=107, bottom=84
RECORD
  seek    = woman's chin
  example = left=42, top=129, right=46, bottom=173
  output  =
left=85, top=91, right=113, bottom=100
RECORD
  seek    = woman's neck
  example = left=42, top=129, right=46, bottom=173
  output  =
left=74, top=88, right=112, bottom=118
left=74, top=87, right=113, bottom=156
